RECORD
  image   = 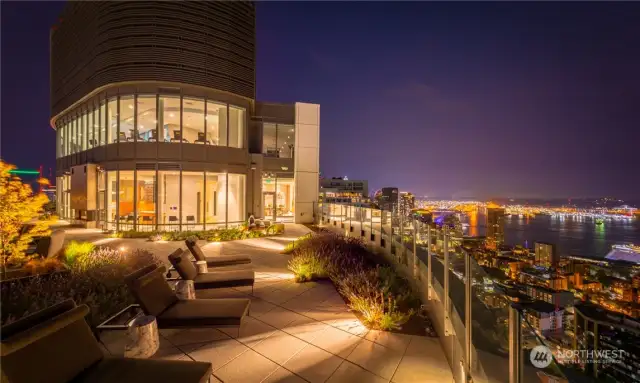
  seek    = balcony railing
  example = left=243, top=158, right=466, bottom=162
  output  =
left=316, top=202, right=593, bottom=383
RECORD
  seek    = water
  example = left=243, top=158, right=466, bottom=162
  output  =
left=465, top=212, right=640, bottom=259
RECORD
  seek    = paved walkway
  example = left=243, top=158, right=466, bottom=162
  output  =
left=94, top=224, right=453, bottom=382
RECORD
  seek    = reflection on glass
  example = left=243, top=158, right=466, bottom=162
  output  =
left=183, top=98, right=205, bottom=144
left=160, top=97, right=180, bottom=143
left=182, top=172, right=204, bottom=230
left=137, top=96, right=157, bottom=142
left=276, top=178, right=294, bottom=219
left=91, top=108, right=99, bottom=147
left=100, top=101, right=107, bottom=146
left=263, top=123, right=277, bottom=156
left=107, top=171, right=117, bottom=230
left=118, top=171, right=134, bottom=229
left=206, top=172, right=226, bottom=227
left=107, top=98, right=118, bottom=144
left=136, top=171, right=156, bottom=230
left=228, top=174, right=245, bottom=223
left=119, top=96, right=135, bottom=142
left=228, top=106, right=244, bottom=148
left=158, top=170, right=180, bottom=230
left=206, top=101, right=227, bottom=145
left=277, top=124, right=295, bottom=158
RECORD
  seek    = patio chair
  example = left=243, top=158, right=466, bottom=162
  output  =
left=125, top=265, right=251, bottom=329
left=168, top=249, right=255, bottom=292
left=185, top=239, right=251, bottom=268
left=186, top=215, right=196, bottom=230
left=0, top=299, right=212, bottom=383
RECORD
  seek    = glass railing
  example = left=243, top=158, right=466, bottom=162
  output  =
left=318, top=203, right=593, bottom=383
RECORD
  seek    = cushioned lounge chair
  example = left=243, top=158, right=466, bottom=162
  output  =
left=0, top=299, right=212, bottom=383
left=168, top=249, right=255, bottom=292
left=125, top=265, right=251, bottom=329
left=185, top=239, right=251, bottom=267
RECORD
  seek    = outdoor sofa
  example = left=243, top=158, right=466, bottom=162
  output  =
left=168, top=249, right=255, bottom=292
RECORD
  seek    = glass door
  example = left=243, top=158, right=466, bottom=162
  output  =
left=263, top=192, right=276, bottom=222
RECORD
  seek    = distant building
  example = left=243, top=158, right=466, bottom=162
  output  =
left=535, top=242, right=559, bottom=269
left=319, top=177, right=368, bottom=203
left=399, top=191, right=415, bottom=217
left=375, top=187, right=399, bottom=212
left=486, top=207, right=505, bottom=248
left=524, top=284, right=575, bottom=308
left=574, top=304, right=640, bottom=382
left=524, top=300, right=564, bottom=333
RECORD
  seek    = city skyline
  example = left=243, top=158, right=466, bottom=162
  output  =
left=2, top=2, right=639, bottom=199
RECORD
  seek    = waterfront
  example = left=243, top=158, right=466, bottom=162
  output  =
left=465, top=212, right=640, bottom=259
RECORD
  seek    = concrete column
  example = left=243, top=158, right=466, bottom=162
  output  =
left=293, top=102, right=320, bottom=223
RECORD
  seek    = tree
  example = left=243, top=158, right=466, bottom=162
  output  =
left=0, top=161, right=51, bottom=267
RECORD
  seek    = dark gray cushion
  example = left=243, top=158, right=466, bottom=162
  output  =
left=158, top=299, right=251, bottom=327
left=72, top=357, right=212, bottom=383
left=193, top=270, right=255, bottom=290
left=185, top=239, right=251, bottom=266
left=168, top=248, right=198, bottom=280
left=126, top=266, right=178, bottom=316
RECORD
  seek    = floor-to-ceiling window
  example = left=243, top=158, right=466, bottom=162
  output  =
left=118, top=171, right=135, bottom=230
left=205, top=172, right=226, bottom=229
left=206, top=101, right=227, bottom=146
left=263, top=123, right=277, bottom=157
left=262, top=174, right=294, bottom=222
left=228, top=174, right=246, bottom=225
left=137, top=96, right=157, bottom=141
left=229, top=106, right=245, bottom=148
left=106, top=172, right=117, bottom=230
left=158, top=170, right=180, bottom=230
left=120, top=96, right=135, bottom=142
left=99, top=101, right=107, bottom=146
left=277, top=124, right=295, bottom=158
left=136, top=170, right=156, bottom=231
left=107, top=98, right=118, bottom=144
left=97, top=170, right=106, bottom=229
left=182, top=171, right=204, bottom=230
left=91, top=108, right=98, bottom=148
left=160, top=97, right=180, bottom=142
left=183, top=98, right=205, bottom=144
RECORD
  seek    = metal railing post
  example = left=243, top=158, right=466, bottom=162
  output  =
left=464, top=250, right=472, bottom=381
left=444, top=226, right=451, bottom=334
left=509, top=305, right=523, bottom=383
left=413, top=219, right=418, bottom=279
left=427, top=224, right=432, bottom=300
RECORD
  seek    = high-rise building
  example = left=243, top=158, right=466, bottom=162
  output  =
left=50, top=1, right=320, bottom=230
left=319, top=177, right=368, bottom=203
left=399, top=191, right=415, bottom=217
left=535, top=242, right=559, bottom=269
left=486, top=206, right=505, bottom=248
left=375, top=187, right=399, bottom=212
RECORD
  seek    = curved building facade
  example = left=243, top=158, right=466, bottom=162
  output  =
left=51, top=1, right=320, bottom=231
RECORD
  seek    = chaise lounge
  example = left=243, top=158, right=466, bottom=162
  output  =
left=0, top=299, right=213, bottom=383
left=185, top=239, right=251, bottom=267
left=125, top=264, right=251, bottom=328
left=168, top=249, right=255, bottom=292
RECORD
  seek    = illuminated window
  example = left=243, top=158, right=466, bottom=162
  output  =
left=99, top=101, right=107, bottom=146
left=277, top=124, right=295, bottom=158
left=136, top=170, right=156, bottom=230
left=158, top=170, right=180, bottom=230
left=227, top=174, right=245, bottom=224
left=137, top=96, right=157, bottom=142
left=119, top=96, right=135, bottom=142
left=228, top=106, right=245, bottom=148
left=205, top=172, right=226, bottom=228
left=160, top=97, right=180, bottom=142
left=118, top=171, right=135, bottom=229
left=107, top=98, right=118, bottom=144
left=206, top=101, right=227, bottom=145
left=182, top=171, right=204, bottom=230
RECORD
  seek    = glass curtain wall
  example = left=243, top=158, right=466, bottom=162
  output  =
left=158, top=170, right=180, bottom=230
left=205, top=172, right=226, bottom=229
left=262, top=123, right=295, bottom=158
left=106, top=172, right=117, bottom=230
left=228, top=174, right=246, bottom=225
left=182, top=172, right=205, bottom=230
left=206, top=102, right=227, bottom=145
left=97, top=170, right=106, bottom=229
left=56, top=95, right=245, bottom=156
left=136, top=171, right=156, bottom=231
left=183, top=99, right=205, bottom=144
left=118, top=171, right=135, bottom=230
left=137, top=96, right=157, bottom=141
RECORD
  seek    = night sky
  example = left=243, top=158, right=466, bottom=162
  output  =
left=2, top=2, right=639, bottom=200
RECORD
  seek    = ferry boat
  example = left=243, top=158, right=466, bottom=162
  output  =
left=605, top=244, right=640, bottom=263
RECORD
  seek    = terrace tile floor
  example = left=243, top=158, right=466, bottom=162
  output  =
left=96, top=224, right=453, bottom=382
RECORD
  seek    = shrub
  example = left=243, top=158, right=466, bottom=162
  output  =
left=282, top=233, right=312, bottom=254
left=1, top=248, right=159, bottom=328
left=113, top=227, right=273, bottom=242
left=64, top=241, right=95, bottom=266
left=288, top=232, right=419, bottom=331
left=288, top=249, right=328, bottom=282
left=266, top=223, right=285, bottom=235
left=22, top=257, right=66, bottom=276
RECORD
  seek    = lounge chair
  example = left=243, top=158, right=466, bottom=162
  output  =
left=125, top=265, right=251, bottom=329
left=0, top=299, right=212, bottom=383
left=168, top=249, right=255, bottom=291
left=185, top=239, right=251, bottom=267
